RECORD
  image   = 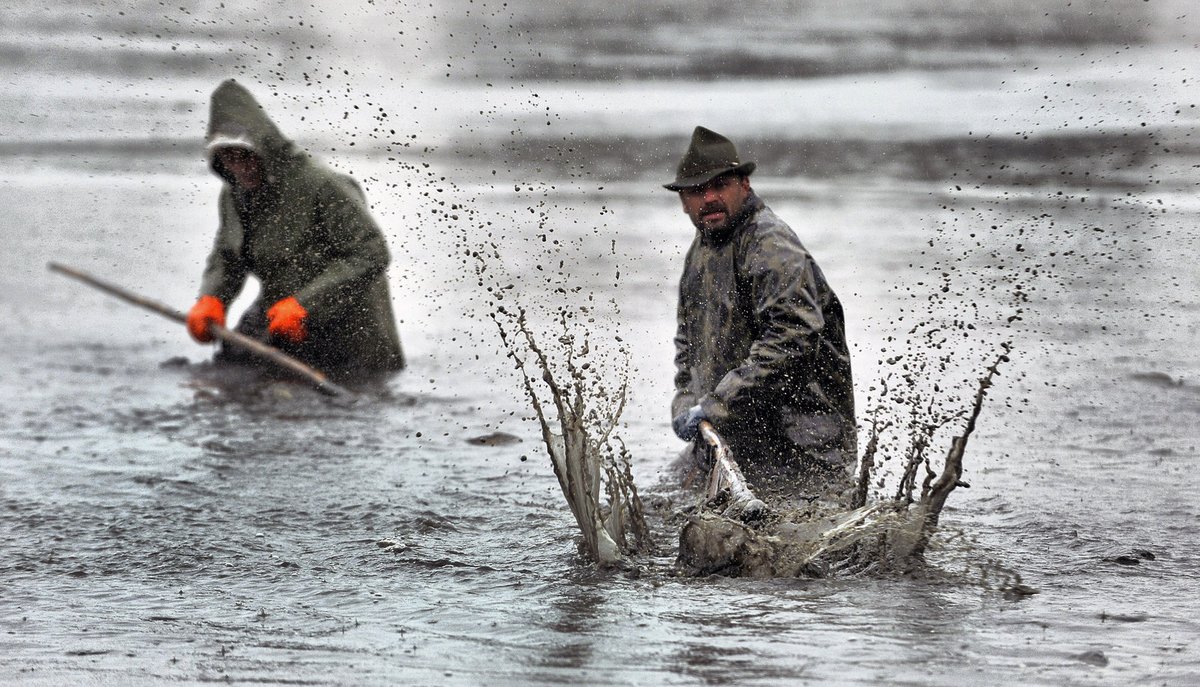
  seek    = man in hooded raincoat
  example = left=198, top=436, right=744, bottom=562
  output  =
left=667, top=126, right=855, bottom=498
left=185, top=79, right=405, bottom=376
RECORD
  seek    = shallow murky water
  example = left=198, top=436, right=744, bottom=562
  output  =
left=1, top=1, right=1198, bottom=685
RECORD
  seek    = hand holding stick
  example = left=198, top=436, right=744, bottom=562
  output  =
left=698, top=420, right=767, bottom=521
left=48, top=262, right=353, bottom=399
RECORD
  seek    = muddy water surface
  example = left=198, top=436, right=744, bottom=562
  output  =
left=1, top=1, right=1198, bottom=685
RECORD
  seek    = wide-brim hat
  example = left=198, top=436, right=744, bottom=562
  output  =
left=663, top=126, right=755, bottom=191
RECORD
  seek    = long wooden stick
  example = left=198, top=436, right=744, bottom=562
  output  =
left=698, top=420, right=767, bottom=520
left=48, top=262, right=353, bottom=398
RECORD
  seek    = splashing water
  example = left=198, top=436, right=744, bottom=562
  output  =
left=467, top=200, right=1018, bottom=576
left=678, top=344, right=1011, bottom=578
left=490, top=305, right=651, bottom=566
left=483, top=270, right=1013, bottom=577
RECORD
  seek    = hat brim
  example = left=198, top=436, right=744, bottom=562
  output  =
left=663, top=161, right=755, bottom=191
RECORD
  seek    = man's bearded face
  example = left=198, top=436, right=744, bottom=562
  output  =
left=679, top=174, right=751, bottom=234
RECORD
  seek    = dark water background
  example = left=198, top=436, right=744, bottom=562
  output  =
left=1, top=1, right=1198, bottom=684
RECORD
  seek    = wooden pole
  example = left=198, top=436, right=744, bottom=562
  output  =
left=698, top=420, right=767, bottom=520
left=48, top=262, right=353, bottom=398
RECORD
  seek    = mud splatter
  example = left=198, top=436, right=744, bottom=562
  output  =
left=678, top=344, right=1010, bottom=578
left=490, top=305, right=650, bottom=565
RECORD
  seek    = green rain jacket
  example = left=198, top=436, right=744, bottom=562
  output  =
left=672, top=193, right=855, bottom=479
left=199, top=79, right=404, bottom=373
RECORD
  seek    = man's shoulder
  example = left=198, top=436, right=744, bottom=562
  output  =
left=742, top=201, right=805, bottom=251
left=749, top=200, right=793, bottom=231
left=294, top=160, right=366, bottom=200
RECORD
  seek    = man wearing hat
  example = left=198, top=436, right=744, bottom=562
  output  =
left=667, top=126, right=855, bottom=499
left=185, top=79, right=405, bottom=377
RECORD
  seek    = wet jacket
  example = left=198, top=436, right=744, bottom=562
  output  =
left=672, top=193, right=855, bottom=472
left=199, top=79, right=404, bottom=373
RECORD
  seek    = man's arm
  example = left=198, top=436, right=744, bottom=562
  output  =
left=701, top=224, right=824, bottom=425
left=198, top=188, right=249, bottom=303
left=671, top=282, right=697, bottom=419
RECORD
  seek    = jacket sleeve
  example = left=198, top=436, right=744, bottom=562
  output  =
left=294, top=175, right=391, bottom=314
left=671, top=277, right=697, bottom=419
left=701, top=226, right=825, bottom=426
left=199, top=188, right=249, bottom=304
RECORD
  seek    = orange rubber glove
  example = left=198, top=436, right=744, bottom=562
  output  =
left=186, top=295, right=226, bottom=343
left=266, top=296, right=308, bottom=343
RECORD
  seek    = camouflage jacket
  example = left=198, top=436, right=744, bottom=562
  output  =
left=199, top=79, right=404, bottom=373
left=672, top=193, right=855, bottom=468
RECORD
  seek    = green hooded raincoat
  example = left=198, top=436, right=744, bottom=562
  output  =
left=199, top=79, right=404, bottom=374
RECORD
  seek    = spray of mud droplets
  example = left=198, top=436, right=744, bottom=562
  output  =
left=488, top=303, right=650, bottom=565
left=467, top=220, right=652, bottom=565
left=678, top=344, right=1012, bottom=579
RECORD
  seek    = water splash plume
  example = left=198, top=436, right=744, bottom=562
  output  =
left=491, top=306, right=650, bottom=566
left=679, top=344, right=1010, bottom=578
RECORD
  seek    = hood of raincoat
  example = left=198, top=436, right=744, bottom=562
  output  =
left=205, top=79, right=302, bottom=183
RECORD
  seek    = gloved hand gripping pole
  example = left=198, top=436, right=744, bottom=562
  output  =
left=698, top=420, right=767, bottom=521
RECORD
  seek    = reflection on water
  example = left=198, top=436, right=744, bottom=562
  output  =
left=536, top=587, right=605, bottom=670
left=1, top=0, right=1198, bottom=684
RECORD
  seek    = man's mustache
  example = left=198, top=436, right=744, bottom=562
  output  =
left=700, top=202, right=727, bottom=216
